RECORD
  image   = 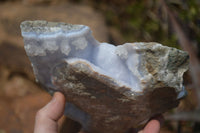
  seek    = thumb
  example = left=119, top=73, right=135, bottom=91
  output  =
left=34, top=92, right=66, bottom=133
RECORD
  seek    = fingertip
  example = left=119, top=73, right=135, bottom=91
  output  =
left=149, top=119, right=161, bottom=127
left=37, top=91, right=66, bottom=122
left=54, top=92, right=66, bottom=104
left=150, top=114, right=164, bottom=126
left=50, top=92, right=66, bottom=120
left=143, top=119, right=160, bottom=133
left=34, top=92, right=66, bottom=133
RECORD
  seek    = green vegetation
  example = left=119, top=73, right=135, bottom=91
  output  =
left=88, top=0, right=200, bottom=51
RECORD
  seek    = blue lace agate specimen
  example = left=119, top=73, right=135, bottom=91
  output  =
left=20, top=20, right=189, bottom=133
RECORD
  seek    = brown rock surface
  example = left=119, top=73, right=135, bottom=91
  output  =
left=0, top=92, right=51, bottom=133
left=0, top=42, right=35, bottom=81
left=3, top=75, right=41, bottom=98
left=11, top=92, right=51, bottom=133
left=0, top=100, right=22, bottom=133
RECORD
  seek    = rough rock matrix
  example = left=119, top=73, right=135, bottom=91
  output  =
left=20, top=20, right=189, bottom=133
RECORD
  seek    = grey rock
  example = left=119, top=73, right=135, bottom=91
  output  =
left=20, top=20, right=189, bottom=133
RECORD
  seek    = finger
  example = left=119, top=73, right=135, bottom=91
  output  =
left=150, top=114, right=164, bottom=125
left=143, top=119, right=160, bottom=133
left=42, top=92, right=66, bottom=121
left=34, top=92, right=66, bottom=133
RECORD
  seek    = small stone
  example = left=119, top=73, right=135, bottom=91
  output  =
left=20, top=20, right=189, bottom=133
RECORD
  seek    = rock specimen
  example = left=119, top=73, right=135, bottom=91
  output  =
left=20, top=20, right=189, bottom=133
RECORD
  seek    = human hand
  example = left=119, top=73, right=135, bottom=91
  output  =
left=34, top=92, right=65, bottom=133
left=34, top=92, right=162, bottom=133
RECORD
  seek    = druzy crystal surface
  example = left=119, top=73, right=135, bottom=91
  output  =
left=20, top=20, right=189, bottom=133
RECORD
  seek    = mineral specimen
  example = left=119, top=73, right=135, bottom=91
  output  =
left=20, top=20, right=189, bottom=133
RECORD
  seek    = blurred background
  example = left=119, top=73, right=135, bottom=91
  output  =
left=0, top=0, right=200, bottom=133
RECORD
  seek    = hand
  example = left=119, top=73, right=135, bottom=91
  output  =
left=34, top=92, right=162, bottom=133
left=34, top=92, right=65, bottom=133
